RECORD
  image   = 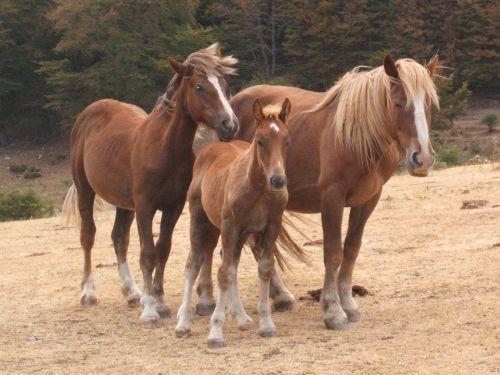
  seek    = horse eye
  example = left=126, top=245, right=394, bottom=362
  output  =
left=256, top=139, right=264, bottom=146
left=395, top=103, right=403, bottom=108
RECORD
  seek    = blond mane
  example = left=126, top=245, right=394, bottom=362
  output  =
left=312, top=58, right=439, bottom=168
left=262, top=104, right=282, bottom=120
left=154, top=43, right=238, bottom=112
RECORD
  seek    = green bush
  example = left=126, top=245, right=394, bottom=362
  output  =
left=9, top=164, right=27, bottom=173
left=0, top=190, right=54, bottom=221
left=23, top=167, right=42, bottom=179
left=481, top=113, right=498, bottom=133
left=438, top=146, right=461, bottom=166
left=433, top=74, right=471, bottom=130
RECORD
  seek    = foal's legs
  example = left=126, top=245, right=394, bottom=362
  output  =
left=338, top=192, right=381, bottom=322
left=320, top=187, right=350, bottom=330
left=111, top=207, right=141, bottom=306
left=176, top=202, right=220, bottom=337
left=250, top=240, right=297, bottom=312
left=207, top=221, right=243, bottom=348
left=76, top=183, right=97, bottom=306
left=255, top=229, right=279, bottom=338
left=152, top=202, right=185, bottom=318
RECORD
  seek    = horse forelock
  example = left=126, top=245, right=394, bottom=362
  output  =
left=311, top=58, right=439, bottom=168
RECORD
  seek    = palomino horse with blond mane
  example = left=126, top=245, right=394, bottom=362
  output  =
left=175, top=98, right=300, bottom=347
left=193, top=54, right=440, bottom=330
left=63, top=44, right=239, bottom=322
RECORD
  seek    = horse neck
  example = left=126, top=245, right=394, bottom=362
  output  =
left=241, top=142, right=267, bottom=192
left=159, top=95, right=197, bottom=156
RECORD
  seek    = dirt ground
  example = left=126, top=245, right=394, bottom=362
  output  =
left=0, top=163, right=499, bottom=374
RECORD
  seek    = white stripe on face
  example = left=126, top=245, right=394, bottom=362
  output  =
left=270, top=123, right=280, bottom=133
left=413, top=94, right=432, bottom=160
left=207, top=75, right=235, bottom=128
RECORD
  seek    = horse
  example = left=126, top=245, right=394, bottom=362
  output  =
left=62, top=43, right=239, bottom=323
left=193, top=54, right=440, bottom=330
left=175, top=98, right=300, bottom=348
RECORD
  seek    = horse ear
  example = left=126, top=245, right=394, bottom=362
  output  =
left=383, top=54, right=399, bottom=79
left=279, top=97, right=291, bottom=123
left=426, top=54, right=439, bottom=77
left=253, top=99, right=265, bottom=121
left=216, top=46, right=222, bottom=57
left=168, top=58, right=193, bottom=77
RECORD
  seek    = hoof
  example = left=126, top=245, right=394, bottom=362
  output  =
left=324, top=318, right=352, bottom=330
left=195, top=303, right=215, bottom=316
left=207, top=338, right=224, bottom=349
left=127, top=294, right=141, bottom=307
left=259, top=329, right=276, bottom=338
left=346, top=309, right=364, bottom=323
left=237, top=321, right=254, bottom=331
left=80, top=295, right=97, bottom=306
left=140, top=310, right=160, bottom=323
left=175, top=328, right=191, bottom=338
left=156, top=305, right=172, bottom=319
left=273, top=300, right=296, bottom=312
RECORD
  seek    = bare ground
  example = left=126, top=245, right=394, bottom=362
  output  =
left=0, top=163, right=499, bottom=374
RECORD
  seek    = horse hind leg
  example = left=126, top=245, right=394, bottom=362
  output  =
left=111, top=207, right=141, bottom=307
left=77, top=184, right=97, bottom=306
left=249, top=239, right=296, bottom=312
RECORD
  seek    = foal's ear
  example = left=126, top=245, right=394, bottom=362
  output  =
left=168, top=58, right=194, bottom=77
left=383, top=54, right=399, bottom=79
left=426, top=54, right=439, bottom=78
left=253, top=99, right=265, bottom=121
left=279, top=97, right=291, bottom=123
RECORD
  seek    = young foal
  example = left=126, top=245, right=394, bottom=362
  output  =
left=65, top=44, right=239, bottom=322
left=175, top=98, right=292, bottom=347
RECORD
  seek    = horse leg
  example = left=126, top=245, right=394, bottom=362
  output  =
left=176, top=202, right=220, bottom=337
left=321, top=187, right=350, bottom=330
left=339, top=192, right=381, bottom=322
left=249, top=239, right=297, bottom=312
left=151, top=202, right=184, bottom=318
left=76, top=183, right=97, bottom=306
left=135, top=203, right=159, bottom=322
left=207, top=221, right=241, bottom=348
left=111, top=207, right=141, bottom=307
left=256, top=228, right=279, bottom=338
left=195, top=240, right=216, bottom=316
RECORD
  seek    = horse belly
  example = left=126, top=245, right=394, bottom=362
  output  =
left=83, top=137, right=135, bottom=209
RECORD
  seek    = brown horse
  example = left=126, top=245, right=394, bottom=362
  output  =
left=175, top=98, right=295, bottom=347
left=194, top=54, right=440, bottom=330
left=63, top=44, right=239, bottom=322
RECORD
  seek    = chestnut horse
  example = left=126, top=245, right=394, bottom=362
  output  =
left=194, top=55, right=440, bottom=330
left=63, top=44, right=239, bottom=322
left=175, top=98, right=296, bottom=347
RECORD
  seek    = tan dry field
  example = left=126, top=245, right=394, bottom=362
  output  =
left=0, top=163, right=499, bottom=374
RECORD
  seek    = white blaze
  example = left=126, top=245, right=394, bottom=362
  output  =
left=413, top=94, right=431, bottom=160
left=208, top=75, right=236, bottom=128
left=270, top=123, right=280, bottom=133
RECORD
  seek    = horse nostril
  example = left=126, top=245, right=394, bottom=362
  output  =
left=270, top=175, right=286, bottom=189
left=412, top=152, right=422, bottom=167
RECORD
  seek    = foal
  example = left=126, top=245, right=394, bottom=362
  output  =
left=176, top=98, right=293, bottom=347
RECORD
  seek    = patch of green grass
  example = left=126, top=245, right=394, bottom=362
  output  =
left=438, top=146, right=461, bottom=166
left=0, top=189, right=54, bottom=221
left=23, top=167, right=42, bottom=179
left=9, top=164, right=27, bottom=173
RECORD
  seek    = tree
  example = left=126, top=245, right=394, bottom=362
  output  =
left=481, top=113, right=498, bottom=133
left=38, top=0, right=213, bottom=131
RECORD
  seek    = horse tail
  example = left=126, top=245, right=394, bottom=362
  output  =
left=61, top=183, right=112, bottom=228
left=273, top=212, right=315, bottom=272
left=61, top=183, right=81, bottom=228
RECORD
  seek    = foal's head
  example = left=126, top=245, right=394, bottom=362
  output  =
left=252, top=98, right=291, bottom=191
left=167, top=44, right=239, bottom=141
left=384, top=54, right=440, bottom=176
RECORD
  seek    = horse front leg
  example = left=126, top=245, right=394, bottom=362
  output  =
left=321, top=187, right=350, bottom=330
left=135, top=202, right=159, bottom=323
left=152, top=201, right=185, bottom=318
left=338, top=192, right=381, bottom=322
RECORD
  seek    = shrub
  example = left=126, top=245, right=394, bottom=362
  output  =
left=470, top=143, right=481, bottom=155
left=0, top=189, right=54, bottom=221
left=23, top=167, right=42, bottom=179
left=481, top=113, right=498, bottom=133
left=9, top=164, right=27, bottom=173
left=433, top=74, right=471, bottom=130
left=438, top=146, right=461, bottom=166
